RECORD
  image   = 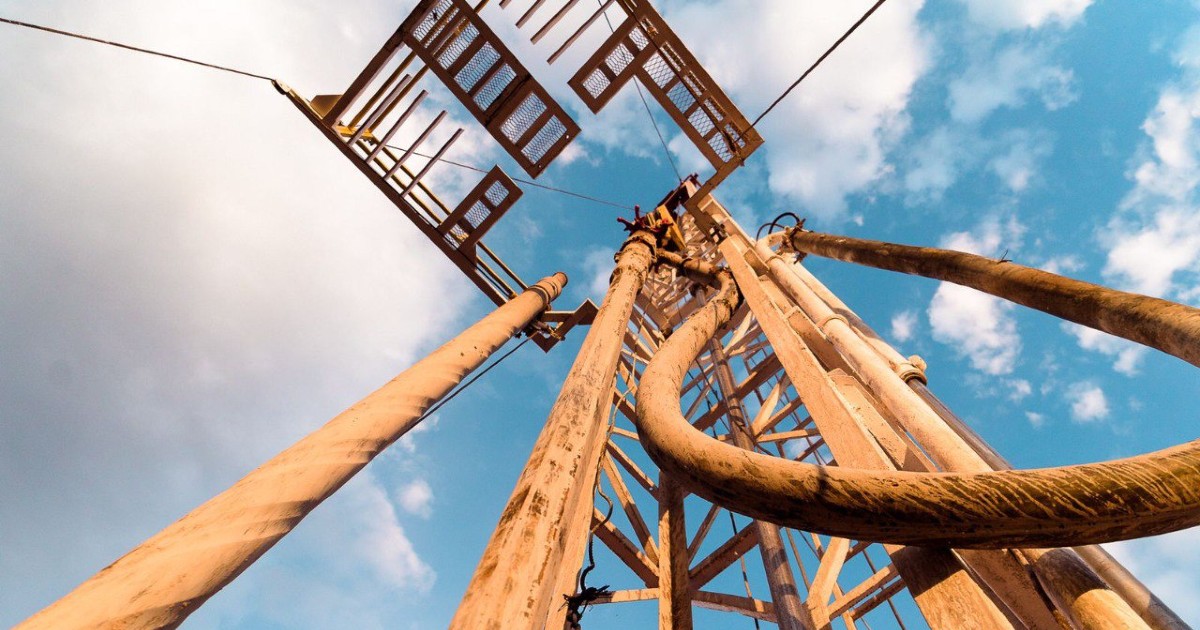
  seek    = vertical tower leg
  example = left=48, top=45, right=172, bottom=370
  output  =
left=708, top=342, right=807, bottom=630
left=657, top=474, right=692, bottom=629
left=451, top=233, right=657, bottom=630
left=18, top=273, right=568, bottom=630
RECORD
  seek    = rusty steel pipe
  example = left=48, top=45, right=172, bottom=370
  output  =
left=18, top=273, right=567, bottom=630
left=768, top=249, right=1154, bottom=628
left=451, top=233, right=656, bottom=630
left=633, top=264, right=1200, bottom=548
left=910, top=382, right=1190, bottom=630
left=785, top=229, right=1200, bottom=369
left=754, top=239, right=990, bottom=474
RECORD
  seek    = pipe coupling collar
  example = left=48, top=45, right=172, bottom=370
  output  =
left=895, top=355, right=928, bottom=384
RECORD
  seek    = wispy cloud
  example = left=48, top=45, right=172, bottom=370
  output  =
left=397, top=479, right=434, bottom=519
left=953, top=0, right=1094, bottom=30
left=890, top=310, right=918, bottom=342
left=1062, top=323, right=1147, bottom=376
left=947, top=44, right=1077, bottom=123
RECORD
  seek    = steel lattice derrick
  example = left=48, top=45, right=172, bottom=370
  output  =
left=531, top=180, right=1184, bottom=629
left=626, top=188, right=1196, bottom=628
left=539, top=208, right=927, bottom=629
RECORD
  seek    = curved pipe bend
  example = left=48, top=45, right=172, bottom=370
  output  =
left=634, top=265, right=1200, bottom=548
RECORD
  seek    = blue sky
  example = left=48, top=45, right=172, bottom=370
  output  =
left=1, top=0, right=1198, bottom=627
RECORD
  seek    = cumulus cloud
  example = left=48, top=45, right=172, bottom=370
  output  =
left=904, top=126, right=975, bottom=200
left=1025, top=411, right=1046, bottom=428
left=1008, top=379, right=1033, bottom=401
left=929, top=283, right=1022, bottom=375
left=891, top=310, right=918, bottom=343
left=1039, top=255, right=1084, bottom=275
left=657, top=0, right=930, bottom=218
left=1105, top=208, right=1200, bottom=298
left=580, top=247, right=616, bottom=302
left=1066, top=381, right=1109, bottom=422
left=941, top=215, right=1027, bottom=256
left=0, top=0, right=469, bottom=625
left=1102, top=33, right=1200, bottom=300
left=927, top=217, right=1025, bottom=375
left=904, top=4, right=1081, bottom=200
left=989, top=129, right=1055, bottom=193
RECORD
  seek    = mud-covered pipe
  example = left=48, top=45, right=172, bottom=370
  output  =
left=657, top=250, right=723, bottom=288
left=785, top=228, right=1200, bottom=368
left=452, top=234, right=656, bottom=630
left=633, top=266, right=1200, bottom=548
left=20, top=274, right=567, bottom=630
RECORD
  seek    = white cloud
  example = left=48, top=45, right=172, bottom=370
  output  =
left=990, top=130, right=1054, bottom=192
left=1105, top=529, right=1200, bottom=626
left=397, top=414, right=439, bottom=454
left=1126, top=87, right=1200, bottom=204
left=191, top=474, right=435, bottom=628
left=948, top=44, right=1078, bottom=123
left=397, top=479, right=434, bottom=519
left=1102, top=35, right=1200, bottom=300
left=904, top=126, right=975, bottom=200
left=0, top=1, right=466, bottom=625
left=891, top=310, right=918, bottom=342
left=1066, top=381, right=1109, bottom=422
left=1105, top=208, right=1200, bottom=298
left=904, top=2, right=1080, bottom=199
left=1025, top=411, right=1046, bottom=428
left=1008, top=379, right=1033, bottom=401
left=1062, top=323, right=1148, bottom=376
left=905, top=126, right=1055, bottom=199
left=941, top=214, right=1027, bottom=257
left=955, top=0, right=1093, bottom=30
left=1039, top=255, right=1084, bottom=275
left=581, top=247, right=616, bottom=302
left=658, top=0, right=930, bottom=217
left=342, top=476, right=434, bottom=590
left=927, top=217, right=1026, bottom=375
left=929, top=283, right=1021, bottom=375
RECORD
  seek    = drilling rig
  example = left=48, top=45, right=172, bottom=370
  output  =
left=15, top=1, right=1199, bottom=629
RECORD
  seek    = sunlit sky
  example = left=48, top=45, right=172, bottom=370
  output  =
left=1, top=0, right=1198, bottom=627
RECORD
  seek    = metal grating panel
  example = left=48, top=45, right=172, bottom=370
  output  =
left=401, top=0, right=580, bottom=178
left=438, top=166, right=521, bottom=254
left=567, top=4, right=762, bottom=173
